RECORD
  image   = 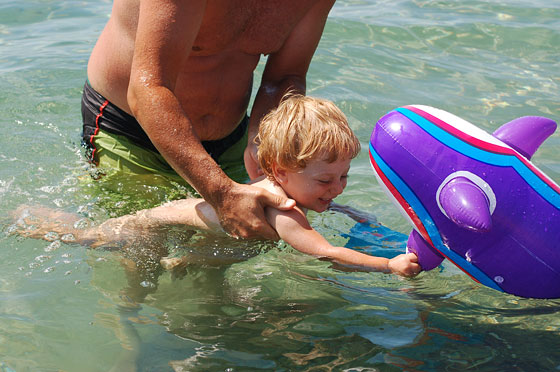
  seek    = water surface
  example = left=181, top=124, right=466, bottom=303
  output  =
left=1, top=0, right=559, bottom=371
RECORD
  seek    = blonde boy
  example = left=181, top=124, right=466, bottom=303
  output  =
left=14, top=95, right=420, bottom=276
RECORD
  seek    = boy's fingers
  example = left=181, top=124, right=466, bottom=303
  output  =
left=407, top=252, right=419, bottom=262
left=412, top=263, right=422, bottom=276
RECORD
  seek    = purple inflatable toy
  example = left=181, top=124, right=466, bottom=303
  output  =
left=369, top=105, right=559, bottom=299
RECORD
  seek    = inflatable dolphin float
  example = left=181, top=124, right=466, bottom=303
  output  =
left=369, top=105, right=559, bottom=299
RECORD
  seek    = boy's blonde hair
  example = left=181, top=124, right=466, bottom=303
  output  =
left=256, top=94, right=361, bottom=177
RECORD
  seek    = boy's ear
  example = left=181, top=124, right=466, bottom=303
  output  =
left=272, top=163, right=288, bottom=184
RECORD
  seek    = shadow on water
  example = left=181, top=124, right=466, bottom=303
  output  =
left=392, top=287, right=560, bottom=371
left=113, top=264, right=560, bottom=371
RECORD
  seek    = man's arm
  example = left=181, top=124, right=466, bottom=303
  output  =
left=126, top=0, right=293, bottom=239
left=127, top=0, right=217, bottom=194
left=245, top=0, right=336, bottom=179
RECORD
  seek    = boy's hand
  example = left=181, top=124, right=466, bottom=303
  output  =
left=388, top=253, right=421, bottom=277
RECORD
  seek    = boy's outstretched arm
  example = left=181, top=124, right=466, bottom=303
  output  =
left=266, top=207, right=421, bottom=277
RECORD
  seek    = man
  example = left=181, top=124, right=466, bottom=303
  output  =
left=81, top=0, right=336, bottom=240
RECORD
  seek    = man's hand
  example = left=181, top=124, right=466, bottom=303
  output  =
left=216, top=182, right=295, bottom=240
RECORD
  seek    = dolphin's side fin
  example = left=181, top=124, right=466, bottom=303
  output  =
left=492, top=116, right=557, bottom=160
left=438, top=176, right=493, bottom=233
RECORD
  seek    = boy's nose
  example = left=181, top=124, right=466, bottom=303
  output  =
left=332, top=181, right=345, bottom=195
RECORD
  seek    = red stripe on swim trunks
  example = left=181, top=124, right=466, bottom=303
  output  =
left=90, top=100, right=109, bottom=164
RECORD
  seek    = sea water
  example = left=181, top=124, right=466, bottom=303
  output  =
left=0, top=0, right=559, bottom=371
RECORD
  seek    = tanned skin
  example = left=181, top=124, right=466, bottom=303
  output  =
left=86, top=0, right=336, bottom=239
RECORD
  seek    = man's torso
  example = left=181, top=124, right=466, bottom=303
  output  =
left=87, top=0, right=326, bottom=141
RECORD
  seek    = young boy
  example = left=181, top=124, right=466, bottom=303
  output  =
left=13, top=95, right=420, bottom=277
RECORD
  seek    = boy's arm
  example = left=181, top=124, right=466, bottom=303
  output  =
left=266, top=208, right=420, bottom=276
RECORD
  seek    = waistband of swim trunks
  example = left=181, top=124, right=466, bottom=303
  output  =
left=82, top=80, right=158, bottom=152
left=81, top=80, right=249, bottom=162
left=202, top=115, right=248, bottom=161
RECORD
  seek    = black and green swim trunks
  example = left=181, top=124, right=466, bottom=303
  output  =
left=81, top=81, right=249, bottom=184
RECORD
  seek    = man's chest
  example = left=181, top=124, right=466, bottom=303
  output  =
left=192, top=0, right=320, bottom=56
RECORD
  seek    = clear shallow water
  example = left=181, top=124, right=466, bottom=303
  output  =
left=1, top=0, right=559, bottom=371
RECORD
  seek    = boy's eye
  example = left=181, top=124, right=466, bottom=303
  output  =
left=318, top=175, right=348, bottom=184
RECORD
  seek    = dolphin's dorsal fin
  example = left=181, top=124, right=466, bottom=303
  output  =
left=492, top=116, right=557, bottom=160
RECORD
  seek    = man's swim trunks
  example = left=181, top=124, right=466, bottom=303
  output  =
left=81, top=81, right=249, bottom=182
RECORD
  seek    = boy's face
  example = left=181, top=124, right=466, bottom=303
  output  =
left=276, top=157, right=351, bottom=212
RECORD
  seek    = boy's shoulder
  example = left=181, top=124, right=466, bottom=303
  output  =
left=253, top=176, right=308, bottom=218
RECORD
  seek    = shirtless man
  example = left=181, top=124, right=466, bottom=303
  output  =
left=81, top=0, right=336, bottom=240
